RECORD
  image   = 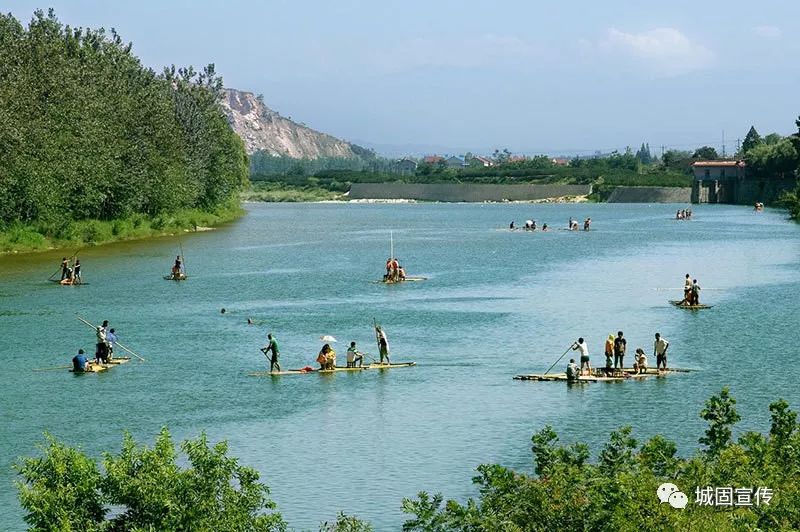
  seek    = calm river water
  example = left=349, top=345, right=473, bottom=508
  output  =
left=1, top=202, right=799, bottom=529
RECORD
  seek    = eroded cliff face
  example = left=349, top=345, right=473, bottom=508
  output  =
left=220, top=88, right=356, bottom=158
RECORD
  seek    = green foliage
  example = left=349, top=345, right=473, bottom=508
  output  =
left=402, top=390, right=800, bottom=531
left=242, top=181, right=340, bottom=202
left=319, top=512, right=374, bottom=532
left=15, top=434, right=105, bottom=532
left=0, top=202, right=242, bottom=253
left=745, top=139, right=799, bottom=178
left=692, top=146, right=719, bottom=160
left=741, top=126, right=763, bottom=154
left=699, top=387, right=742, bottom=456
left=635, top=143, right=652, bottom=165
left=16, top=428, right=285, bottom=531
left=0, top=9, right=246, bottom=229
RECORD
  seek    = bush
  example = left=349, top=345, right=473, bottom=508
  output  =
left=16, top=429, right=286, bottom=531
left=402, top=389, right=800, bottom=531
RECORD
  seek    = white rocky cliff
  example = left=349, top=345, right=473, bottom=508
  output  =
left=220, top=88, right=357, bottom=158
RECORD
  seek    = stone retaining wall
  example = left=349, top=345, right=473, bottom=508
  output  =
left=606, top=186, right=692, bottom=203
left=348, top=183, right=591, bottom=202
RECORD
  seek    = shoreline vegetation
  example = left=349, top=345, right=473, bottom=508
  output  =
left=0, top=10, right=248, bottom=256
left=0, top=201, right=242, bottom=255
left=17, top=389, right=800, bottom=530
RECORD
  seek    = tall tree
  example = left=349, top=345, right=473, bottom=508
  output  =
left=741, top=125, right=763, bottom=155
left=635, top=143, right=652, bottom=165
left=0, top=10, right=247, bottom=228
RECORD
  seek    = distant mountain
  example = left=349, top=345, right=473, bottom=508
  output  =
left=220, top=88, right=357, bottom=158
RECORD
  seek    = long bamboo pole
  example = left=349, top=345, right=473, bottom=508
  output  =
left=75, top=314, right=145, bottom=362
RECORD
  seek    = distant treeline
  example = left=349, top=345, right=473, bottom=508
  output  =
left=0, top=9, right=247, bottom=230
left=251, top=149, right=693, bottom=197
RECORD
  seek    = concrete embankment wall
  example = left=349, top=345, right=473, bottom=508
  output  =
left=606, top=186, right=692, bottom=203
left=348, top=183, right=591, bottom=202
left=692, top=177, right=796, bottom=205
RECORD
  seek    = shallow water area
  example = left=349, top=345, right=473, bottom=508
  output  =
left=1, top=202, right=798, bottom=530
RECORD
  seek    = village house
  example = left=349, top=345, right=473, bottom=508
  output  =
left=471, top=155, right=494, bottom=167
left=691, top=160, right=795, bottom=205
left=446, top=156, right=466, bottom=168
left=395, top=158, right=418, bottom=175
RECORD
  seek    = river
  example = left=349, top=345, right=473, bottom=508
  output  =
left=1, top=202, right=798, bottom=530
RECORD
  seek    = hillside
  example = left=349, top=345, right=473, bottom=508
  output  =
left=220, top=88, right=357, bottom=158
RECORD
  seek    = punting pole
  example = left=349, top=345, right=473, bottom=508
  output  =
left=75, top=314, right=145, bottom=362
left=544, top=343, right=576, bottom=375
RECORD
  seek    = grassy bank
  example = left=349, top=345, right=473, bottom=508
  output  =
left=241, top=181, right=341, bottom=202
left=0, top=201, right=243, bottom=255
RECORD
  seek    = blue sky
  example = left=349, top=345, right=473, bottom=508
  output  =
left=5, top=1, right=799, bottom=156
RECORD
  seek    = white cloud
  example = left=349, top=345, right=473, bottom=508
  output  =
left=752, top=25, right=782, bottom=40
left=596, top=27, right=714, bottom=77
left=372, top=34, right=543, bottom=71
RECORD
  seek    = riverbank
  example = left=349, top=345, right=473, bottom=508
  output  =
left=241, top=181, right=341, bottom=202
left=0, top=202, right=243, bottom=255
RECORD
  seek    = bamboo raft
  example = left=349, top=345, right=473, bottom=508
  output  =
left=71, top=357, right=131, bottom=373
left=249, top=361, right=416, bottom=377
left=669, top=300, right=713, bottom=310
left=374, top=277, right=427, bottom=284
left=514, top=367, right=692, bottom=382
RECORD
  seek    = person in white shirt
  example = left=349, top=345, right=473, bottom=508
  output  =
left=654, top=333, right=670, bottom=371
left=633, top=348, right=647, bottom=374
left=346, top=341, right=364, bottom=368
left=571, top=337, right=591, bottom=376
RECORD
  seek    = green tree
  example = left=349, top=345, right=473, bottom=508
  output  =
left=401, top=390, right=800, bottom=531
left=741, top=125, right=763, bottom=155
left=17, top=429, right=285, bottom=531
left=692, top=146, right=719, bottom=160
left=699, top=387, right=741, bottom=456
left=15, top=435, right=105, bottom=531
left=319, top=512, right=374, bottom=532
left=745, top=139, right=799, bottom=178
left=635, top=143, right=652, bottom=165
left=0, top=10, right=247, bottom=230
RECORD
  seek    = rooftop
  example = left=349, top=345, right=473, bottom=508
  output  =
left=691, top=160, right=746, bottom=167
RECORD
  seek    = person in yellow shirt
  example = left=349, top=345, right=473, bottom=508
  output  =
left=604, top=334, right=614, bottom=376
left=317, top=343, right=336, bottom=370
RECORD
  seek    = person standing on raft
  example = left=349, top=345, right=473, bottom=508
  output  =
left=95, top=320, right=109, bottom=364
left=172, top=256, right=183, bottom=278
left=604, top=334, right=614, bottom=376
left=60, top=257, right=70, bottom=280
left=572, top=337, right=590, bottom=376
left=680, top=274, right=692, bottom=305
left=375, top=325, right=390, bottom=365
left=262, top=333, right=281, bottom=373
left=613, top=331, right=627, bottom=370
left=654, top=333, right=670, bottom=371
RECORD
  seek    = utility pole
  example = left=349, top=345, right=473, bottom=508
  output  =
left=722, top=130, right=726, bottom=158
left=736, top=138, right=741, bottom=157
